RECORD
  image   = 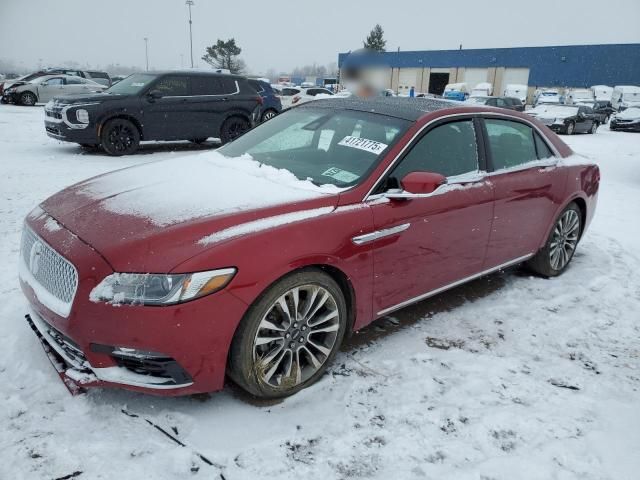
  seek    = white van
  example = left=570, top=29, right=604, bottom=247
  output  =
left=565, top=88, right=594, bottom=105
left=611, top=86, right=640, bottom=111
left=470, top=82, right=493, bottom=97
left=504, top=84, right=528, bottom=104
left=591, top=85, right=613, bottom=101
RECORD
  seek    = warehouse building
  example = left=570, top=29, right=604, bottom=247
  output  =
left=338, top=43, right=640, bottom=102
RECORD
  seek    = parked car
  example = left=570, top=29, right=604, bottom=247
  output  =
left=84, top=71, right=112, bottom=87
left=611, top=85, right=640, bottom=111
left=443, top=83, right=469, bottom=101
left=565, top=88, right=594, bottom=105
left=609, top=107, right=640, bottom=132
left=248, top=79, right=282, bottom=122
left=465, top=96, right=524, bottom=111
left=111, top=75, right=128, bottom=84
left=1, top=71, right=48, bottom=100
left=591, top=85, right=613, bottom=102
left=575, top=100, right=616, bottom=123
left=290, top=87, right=334, bottom=106
left=526, top=104, right=600, bottom=134
left=276, top=86, right=302, bottom=108
left=43, top=71, right=262, bottom=155
left=503, top=84, right=528, bottom=105
left=21, top=97, right=599, bottom=399
left=3, top=74, right=107, bottom=105
left=534, top=89, right=561, bottom=105
left=470, top=82, right=493, bottom=97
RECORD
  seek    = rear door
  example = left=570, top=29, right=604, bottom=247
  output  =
left=37, top=77, right=65, bottom=102
left=367, top=118, right=495, bottom=315
left=187, top=75, right=243, bottom=139
left=577, top=106, right=595, bottom=131
left=482, top=117, right=567, bottom=268
left=64, top=76, right=91, bottom=95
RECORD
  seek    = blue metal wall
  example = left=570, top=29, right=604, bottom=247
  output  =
left=338, top=44, right=640, bottom=87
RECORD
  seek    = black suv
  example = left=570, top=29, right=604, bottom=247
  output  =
left=44, top=71, right=262, bottom=155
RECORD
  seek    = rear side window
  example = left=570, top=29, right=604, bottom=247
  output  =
left=192, top=76, right=224, bottom=95
left=66, top=76, right=83, bottom=84
left=44, top=77, right=64, bottom=86
left=220, top=78, right=239, bottom=94
left=88, top=71, right=109, bottom=79
left=534, top=132, right=554, bottom=159
left=485, top=119, right=537, bottom=170
left=392, top=120, right=478, bottom=179
left=154, top=76, right=189, bottom=96
left=248, top=80, right=265, bottom=93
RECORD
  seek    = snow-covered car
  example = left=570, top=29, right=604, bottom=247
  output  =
left=470, top=82, right=493, bottom=97
left=290, top=87, right=334, bottom=106
left=611, top=85, right=640, bottom=111
left=443, top=83, right=469, bottom=101
left=503, top=84, right=528, bottom=104
left=610, top=107, right=640, bottom=132
left=534, top=89, right=561, bottom=106
left=526, top=104, right=600, bottom=134
left=3, top=74, right=107, bottom=106
left=565, top=88, right=594, bottom=105
left=465, top=96, right=524, bottom=111
left=20, top=97, right=599, bottom=399
left=591, top=85, right=613, bottom=101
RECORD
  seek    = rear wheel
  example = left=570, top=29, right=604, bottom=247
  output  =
left=261, top=109, right=277, bottom=122
left=228, top=270, right=347, bottom=399
left=220, top=116, right=250, bottom=144
left=19, top=91, right=37, bottom=106
left=526, top=202, right=582, bottom=277
left=100, top=118, right=140, bottom=156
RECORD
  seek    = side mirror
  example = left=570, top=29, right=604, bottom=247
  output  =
left=386, top=171, right=447, bottom=199
left=147, top=89, right=163, bottom=100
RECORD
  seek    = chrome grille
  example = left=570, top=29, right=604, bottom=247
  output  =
left=21, top=226, right=78, bottom=307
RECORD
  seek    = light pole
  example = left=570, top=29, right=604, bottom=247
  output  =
left=144, top=37, right=149, bottom=71
left=186, top=0, right=194, bottom=68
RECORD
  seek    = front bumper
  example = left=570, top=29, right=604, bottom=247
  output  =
left=44, top=102, right=100, bottom=143
left=21, top=213, right=250, bottom=396
left=2, top=91, right=19, bottom=104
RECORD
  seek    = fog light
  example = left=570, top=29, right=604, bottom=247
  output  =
left=76, top=109, right=89, bottom=123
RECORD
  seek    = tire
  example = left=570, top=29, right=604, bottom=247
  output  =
left=19, top=91, right=37, bottom=106
left=261, top=109, right=277, bottom=122
left=189, top=138, right=208, bottom=144
left=526, top=202, right=582, bottom=277
left=566, top=122, right=575, bottom=135
left=100, top=118, right=140, bottom=156
left=590, top=122, right=598, bottom=134
left=219, top=116, right=250, bottom=144
left=228, top=269, right=348, bottom=399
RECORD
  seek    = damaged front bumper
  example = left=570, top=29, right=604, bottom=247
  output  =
left=26, top=310, right=194, bottom=395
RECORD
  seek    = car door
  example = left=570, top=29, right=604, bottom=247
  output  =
left=64, top=76, right=91, bottom=95
left=142, top=75, right=191, bottom=140
left=576, top=106, right=593, bottom=132
left=37, top=77, right=65, bottom=102
left=482, top=117, right=567, bottom=268
left=187, top=75, right=235, bottom=139
left=366, top=118, right=495, bottom=316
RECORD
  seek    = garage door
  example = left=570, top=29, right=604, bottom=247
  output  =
left=398, top=68, right=420, bottom=95
left=502, top=68, right=530, bottom=87
left=464, top=68, right=488, bottom=89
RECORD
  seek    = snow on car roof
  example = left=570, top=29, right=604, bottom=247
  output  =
left=301, top=97, right=458, bottom=121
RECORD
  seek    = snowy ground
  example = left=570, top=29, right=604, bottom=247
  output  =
left=1, top=104, right=639, bottom=480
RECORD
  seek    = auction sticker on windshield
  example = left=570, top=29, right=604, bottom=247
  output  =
left=322, top=167, right=359, bottom=183
left=338, top=136, right=388, bottom=155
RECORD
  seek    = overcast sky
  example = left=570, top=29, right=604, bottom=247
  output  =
left=1, top=0, right=639, bottom=74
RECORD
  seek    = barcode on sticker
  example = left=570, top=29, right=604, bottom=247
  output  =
left=338, top=136, right=388, bottom=155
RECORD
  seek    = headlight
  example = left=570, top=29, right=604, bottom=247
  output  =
left=90, top=268, right=236, bottom=306
left=76, top=109, right=89, bottom=123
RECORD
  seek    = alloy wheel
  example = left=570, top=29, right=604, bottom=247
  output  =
left=21, top=93, right=36, bottom=106
left=262, top=110, right=276, bottom=121
left=226, top=119, right=248, bottom=141
left=252, top=285, right=340, bottom=388
left=567, top=122, right=575, bottom=135
left=107, top=124, right=135, bottom=153
left=549, top=209, right=580, bottom=271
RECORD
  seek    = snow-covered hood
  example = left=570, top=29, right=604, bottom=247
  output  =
left=39, top=152, right=341, bottom=271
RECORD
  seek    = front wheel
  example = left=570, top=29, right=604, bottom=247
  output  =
left=100, top=118, right=140, bottom=156
left=526, top=202, right=582, bottom=277
left=228, top=270, right=347, bottom=399
left=566, top=121, right=575, bottom=135
left=19, top=91, right=37, bottom=106
left=219, top=116, right=250, bottom=144
left=590, top=122, right=598, bottom=134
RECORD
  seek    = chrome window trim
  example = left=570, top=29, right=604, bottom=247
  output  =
left=363, top=111, right=561, bottom=202
left=376, top=253, right=534, bottom=317
left=160, top=80, right=240, bottom=98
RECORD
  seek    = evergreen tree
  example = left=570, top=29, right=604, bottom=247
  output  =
left=202, top=38, right=245, bottom=74
left=363, top=24, right=386, bottom=52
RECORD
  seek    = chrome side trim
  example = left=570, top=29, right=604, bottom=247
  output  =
left=363, top=111, right=561, bottom=201
left=376, top=253, right=534, bottom=316
left=352, top=223, right=411, bottom=245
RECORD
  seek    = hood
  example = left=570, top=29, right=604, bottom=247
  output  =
left=51, top=92, right=123, bottom=104
left=39, top=152, right=341, bottom=272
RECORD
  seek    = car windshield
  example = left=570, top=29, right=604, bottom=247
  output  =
left=218, top=108, right=410, bottom=187
left=106, top=73, right=157, bottom=95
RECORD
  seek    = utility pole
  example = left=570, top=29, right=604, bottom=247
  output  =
left=144, top=37, right=149, bottom=71
left=186, top=0, right=194, bottom=68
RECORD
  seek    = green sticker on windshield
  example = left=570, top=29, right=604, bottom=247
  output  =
left=322, top=167, right=359, bottom=183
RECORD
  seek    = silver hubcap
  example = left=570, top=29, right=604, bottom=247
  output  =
left=253, top=285, right=340, bottom=388
left=263, top=111, right=275, bottom=120
left=549, top=210, right=580, bottom=270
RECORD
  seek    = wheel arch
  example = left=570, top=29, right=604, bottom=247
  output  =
left=20, top=90, right=38, bottom=103
left=98, top=113, right=144, bottom=140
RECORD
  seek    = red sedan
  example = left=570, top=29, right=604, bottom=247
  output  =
left=20, top=97, right=599, bottom=398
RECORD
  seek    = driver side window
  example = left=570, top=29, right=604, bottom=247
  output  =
left=43, top=78, right=64, bottom=86
left=391, top=120, right=479, bottom=181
